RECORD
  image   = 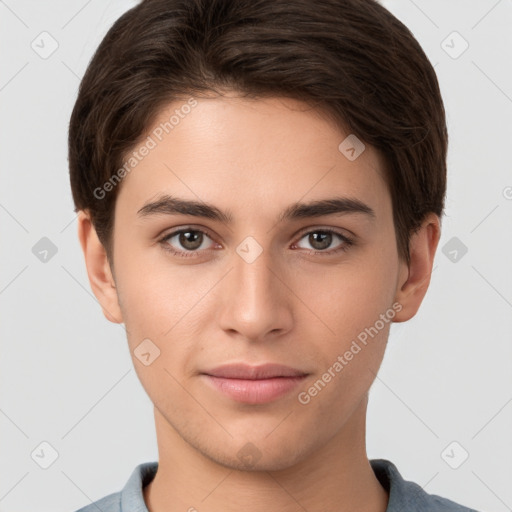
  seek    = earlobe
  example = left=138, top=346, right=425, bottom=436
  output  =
left=392, top=213, right=441, bottom=323
left=77, top=210, right=124, bottom=324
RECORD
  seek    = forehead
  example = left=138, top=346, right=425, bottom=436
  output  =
left=115, top=94, right=391, bottom=223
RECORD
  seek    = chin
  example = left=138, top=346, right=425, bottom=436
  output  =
left=199, top=437, right=312, bottom=473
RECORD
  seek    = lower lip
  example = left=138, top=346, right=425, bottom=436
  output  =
left=202, top=375, right=307, bottom=404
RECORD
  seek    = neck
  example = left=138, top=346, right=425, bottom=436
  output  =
left=144, top=396, right=388, bottom=512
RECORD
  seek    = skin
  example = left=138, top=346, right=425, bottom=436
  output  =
left=78, top=93, right=440, bottom=512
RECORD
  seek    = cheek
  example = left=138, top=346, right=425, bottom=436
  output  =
left=295, top=243, right=398, bottom=397
left=296, top=303, right=392, bottom=423
left=300, top=256, right=397, bottom=339
left=113, top=252, right=219, bottom=376
left=114, top=249, right=198, bottom=330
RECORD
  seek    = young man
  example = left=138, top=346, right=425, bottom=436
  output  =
left=68, top=0, right=480, bottom=511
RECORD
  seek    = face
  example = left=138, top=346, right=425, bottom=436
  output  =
left=82, top=93, right=433, bottom=472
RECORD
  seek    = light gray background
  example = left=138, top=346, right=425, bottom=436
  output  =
left=1, top=1, right=511, bottom=511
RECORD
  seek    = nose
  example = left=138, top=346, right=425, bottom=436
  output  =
left=216, top=243, right=294, bottom=343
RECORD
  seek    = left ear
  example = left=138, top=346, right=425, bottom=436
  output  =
left=392, top=212, right=441, bottom=323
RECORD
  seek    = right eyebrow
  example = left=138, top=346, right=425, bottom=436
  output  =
left=137, top=195, right=233, bottom=224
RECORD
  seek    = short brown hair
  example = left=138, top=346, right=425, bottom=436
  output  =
left=68, top=0, right=448, bottom=266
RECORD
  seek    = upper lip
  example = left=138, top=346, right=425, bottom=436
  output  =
left=203, top=363, right=308, bottom=380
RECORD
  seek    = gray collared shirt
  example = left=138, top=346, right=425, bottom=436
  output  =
left=73, top=459, right=480, bottom=512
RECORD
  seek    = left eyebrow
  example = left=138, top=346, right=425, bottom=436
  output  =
left=278, top=197, right=376, bottom=222
left=136, top=194, right=376, bottom=224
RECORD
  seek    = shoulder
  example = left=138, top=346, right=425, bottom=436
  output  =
left=395, top=479, right=480, bottom=511
left=70, top=461, right=158, bottom=512
left=370, top=459, right=481, bottom=512
left=73, top=491, right=121, bottom=512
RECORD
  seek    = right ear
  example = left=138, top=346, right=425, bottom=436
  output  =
left=77, top=210, right=124, bottom=324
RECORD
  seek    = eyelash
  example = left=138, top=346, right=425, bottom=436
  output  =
left=158, top=227, right=354, bottom=259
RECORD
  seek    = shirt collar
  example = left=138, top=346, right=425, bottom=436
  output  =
left=120, top=461, right=158, bottom=512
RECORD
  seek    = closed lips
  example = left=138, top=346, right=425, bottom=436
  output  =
left=203, top=363, right=308, bottom=379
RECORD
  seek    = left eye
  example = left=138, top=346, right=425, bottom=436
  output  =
left=294, top=229, right=353, bottom=253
